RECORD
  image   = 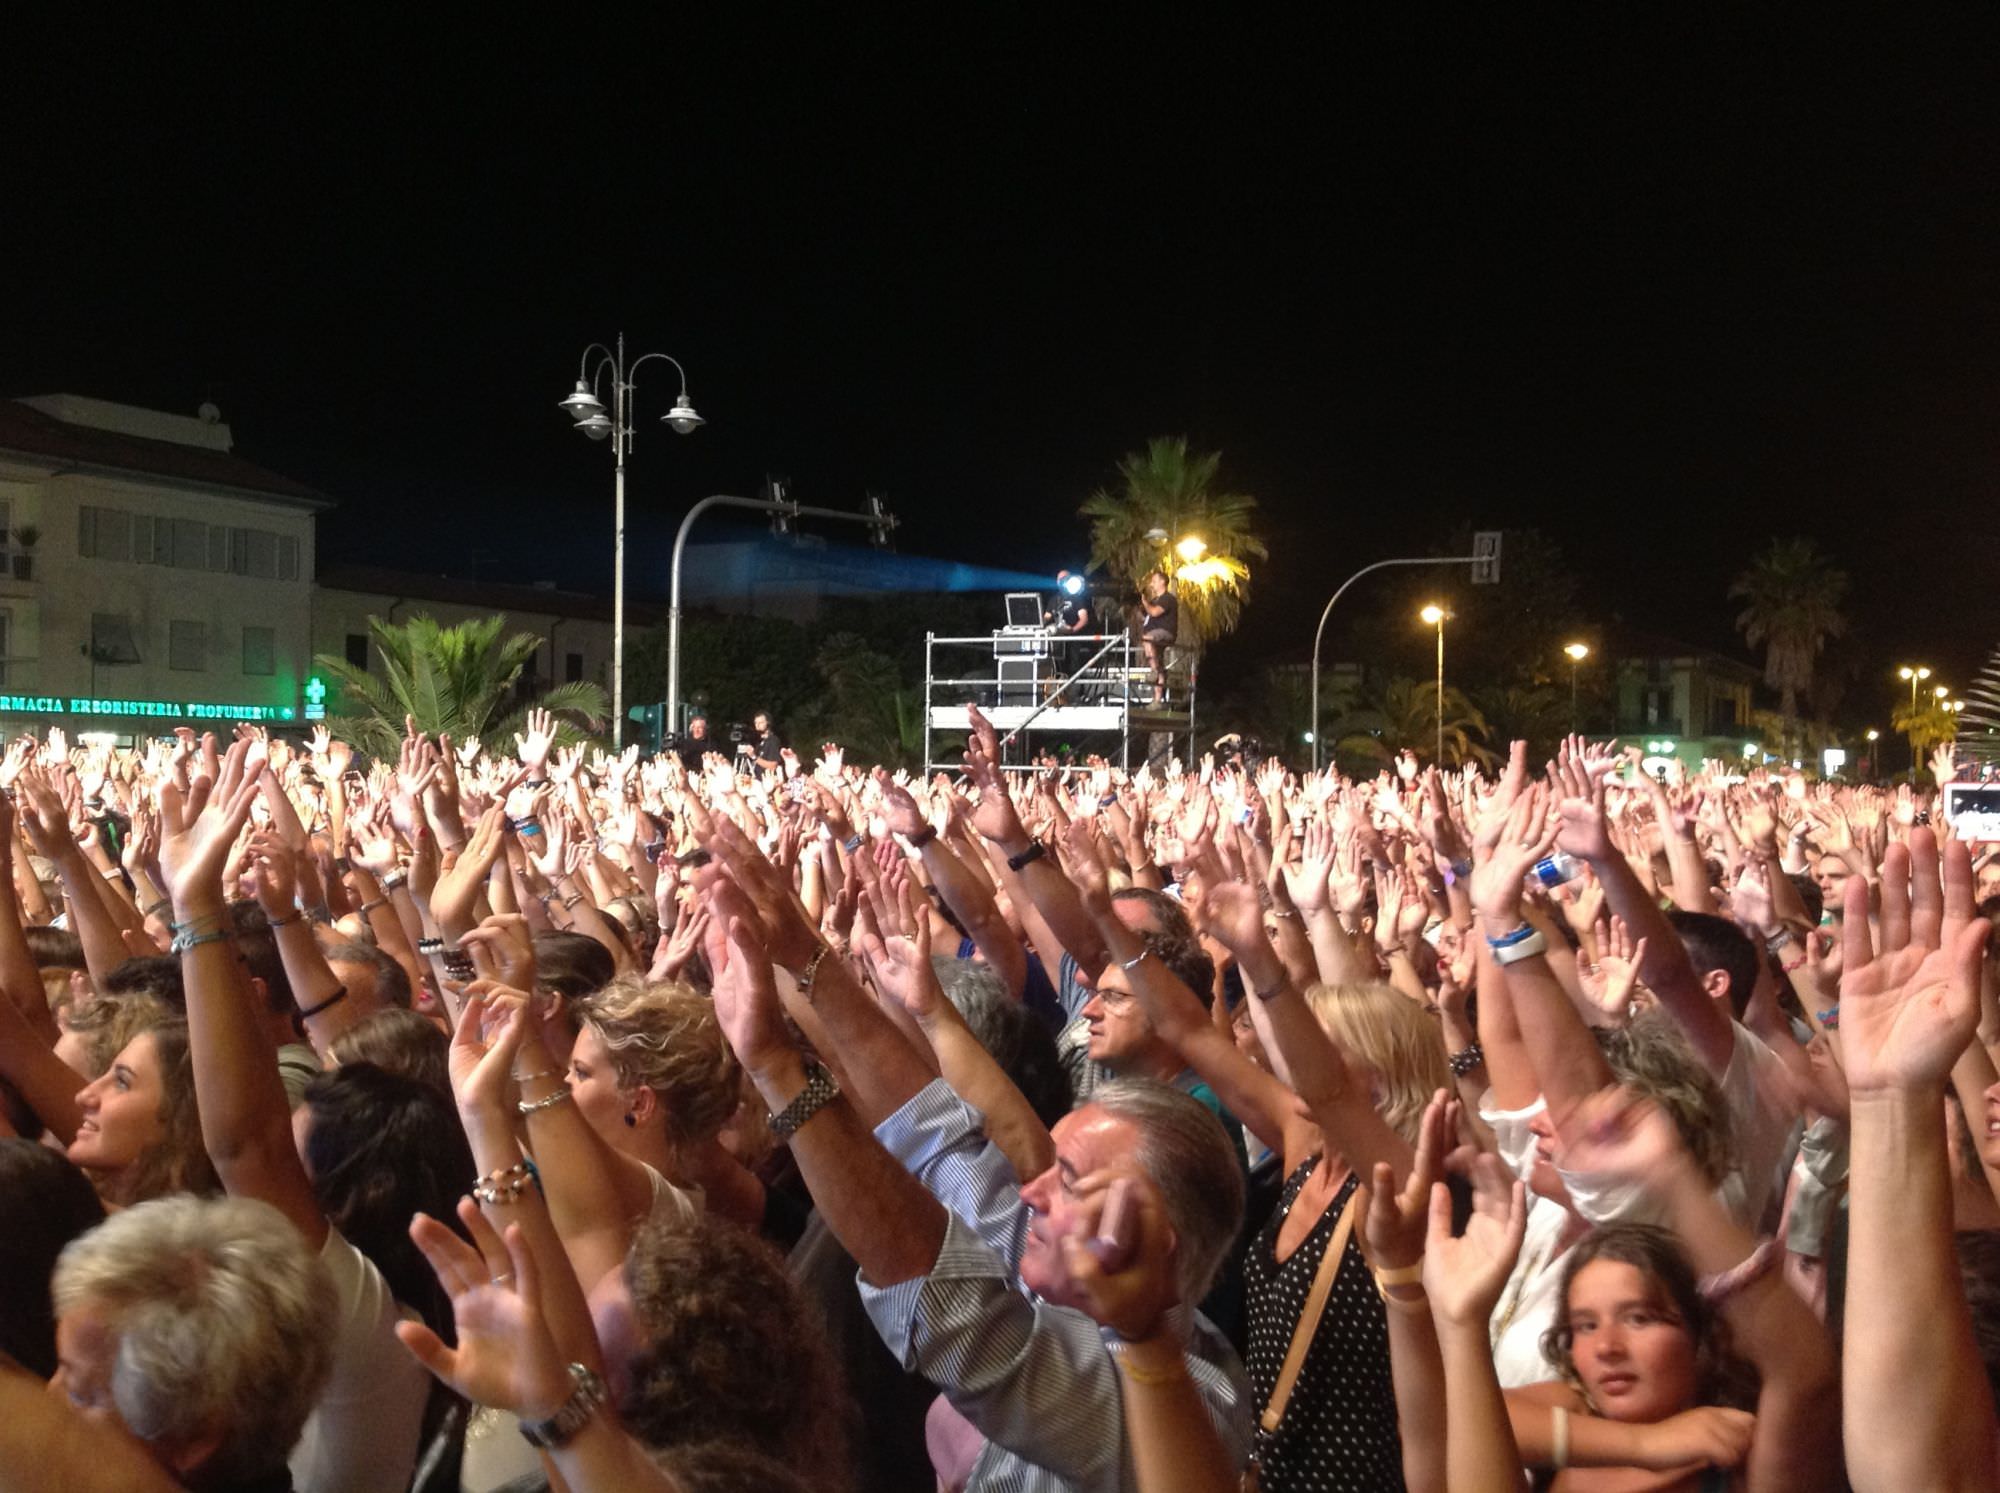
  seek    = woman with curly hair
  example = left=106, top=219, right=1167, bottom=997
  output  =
left=68, top=1017, right=221, bottom=1208
left=601, top=1213, right=854, bottom=1489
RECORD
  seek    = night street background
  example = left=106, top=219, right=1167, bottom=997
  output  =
left=6, top=11, right=1998, bottom=704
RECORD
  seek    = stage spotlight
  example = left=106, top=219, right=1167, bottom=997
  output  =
left=1060, top=573, right=1085, bottom=596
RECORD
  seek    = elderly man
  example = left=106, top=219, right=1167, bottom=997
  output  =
left=698, top=817, right=1252, bottom=1492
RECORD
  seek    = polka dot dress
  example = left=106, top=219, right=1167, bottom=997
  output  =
left=1241, top=1158, right=1406, bottom=1492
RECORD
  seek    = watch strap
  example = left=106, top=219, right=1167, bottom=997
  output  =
left=769, top=1061, right=842, bottom=1141
left=517, top=1362, right=607, bottom=1450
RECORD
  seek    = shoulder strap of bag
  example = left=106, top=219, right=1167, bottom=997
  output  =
left=1258, top=1187, right=1360, bottom=1436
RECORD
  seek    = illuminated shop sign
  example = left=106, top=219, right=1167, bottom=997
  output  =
left=0, top=696, right=295, bottom=722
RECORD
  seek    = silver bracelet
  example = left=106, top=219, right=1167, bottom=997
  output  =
left=517, top=1084, right=574, bottom=1116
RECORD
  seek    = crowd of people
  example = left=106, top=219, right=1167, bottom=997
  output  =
left=0, top=705, right=1995, bottom=1492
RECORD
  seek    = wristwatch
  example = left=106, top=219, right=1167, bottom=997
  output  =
left=1006, top=840, right=1047, bottom=873
left=769, top=1061, right=842, bottom=1141
left=517, top=1362, right=607, bottom=1449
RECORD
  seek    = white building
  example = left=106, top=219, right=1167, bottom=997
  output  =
left=0, top=395, right=325, bottom=735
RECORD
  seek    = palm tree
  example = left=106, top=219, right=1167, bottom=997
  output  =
left=315, top=613, right=609, bottom=758
left=1078, top=436, right=1267, bottom=648
left=1333, top=676, right=1495, bottom=770
left=1729, top=538, right=1848, bottom=751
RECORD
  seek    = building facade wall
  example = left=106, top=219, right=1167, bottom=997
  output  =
left=0, top=456, right=317, bottom=733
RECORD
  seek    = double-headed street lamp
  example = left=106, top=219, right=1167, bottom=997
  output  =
left=1564, top=642, right=1590, bottom=732
left=560, top=334, right=705, bottom=748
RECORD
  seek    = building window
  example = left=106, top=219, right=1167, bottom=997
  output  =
left=242, top=626, right=275, bottom=677
left=90, top=612, right=142, bottom=665
left=230, top=528, right=279, bottom=579
left=169, top=620, right=206, bottom=672
left=565, top=652, right=585, bottom=684
left=0, top=610, right=9, bottom=689
left=345, top=633, right=369, bottom=670
left=79, top=505, right=134, bottom=563
left=171, top=518, right=208, bottom=570
left=279, top=535, right=300, bottom=581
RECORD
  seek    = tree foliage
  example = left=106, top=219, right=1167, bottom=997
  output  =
left=1078, top=436, right=1267, bottom=648
left=1729, top=537, right=1848, bottom=725
left=315, top=613, right=608, bottom=759
left=1332, top=676, right=1495, bottom=771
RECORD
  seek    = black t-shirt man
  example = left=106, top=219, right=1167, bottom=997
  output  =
left=675, top=717, right=712, bottom=770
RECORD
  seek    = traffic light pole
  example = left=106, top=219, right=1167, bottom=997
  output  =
left=666, top=493, right=896, bottom=739
left=1309, top=539, right=1497, bottom=773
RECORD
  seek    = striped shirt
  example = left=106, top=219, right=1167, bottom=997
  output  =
left=861, top=1080, right=1254, bottom=1491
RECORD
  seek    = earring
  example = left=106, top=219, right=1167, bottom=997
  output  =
left=623, top=1113, right=637, bottom=1128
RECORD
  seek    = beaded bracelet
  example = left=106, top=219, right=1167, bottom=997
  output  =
left=1447, top=1040, right=1485, bottom=1078
left=472, top=1159, right=539, bottom=1205
left=417, top=936, right=445, bottom=956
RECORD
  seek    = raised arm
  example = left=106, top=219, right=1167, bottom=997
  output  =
left=1200, top=879, right=1413, bottom=1183
left=877, top=768, right=1029, bottom=999
left=963, top=707, right=1111, bottom=979
left=859, top=875, right=1055, bottom=1181
left=1470, top=788, right=1616, bottom=1136
left=160, top=740, right=327, bottom=1248
left=1838, top=828, right=1998, bottom=1493
left=1553, top=742, right=1734, bottom=1074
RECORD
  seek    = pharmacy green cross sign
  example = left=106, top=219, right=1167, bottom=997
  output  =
left=304, top=676, right=328, bottom=721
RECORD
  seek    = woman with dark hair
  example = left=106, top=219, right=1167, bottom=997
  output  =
left=295, top=1062, right=477, bottom=1341
left=0, top=1138, right=104, bottom=1376
left=1502, top=1092, right=1837, bottom=1490
left=69, top=1019, right=222, bottom=1208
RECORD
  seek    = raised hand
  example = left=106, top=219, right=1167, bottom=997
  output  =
left=1468, top=786, right=1558, bottom=928
left=1838, top=827, right=1990, bottom=1094
left=158, top=739, right=262, bottom=914
left=1363, top=1090, right=1450, bottom=1274
left=1061, top=817, right=1114, bottom=915
left=872, top=766, right=929, bottom=840
left=1057, top=1168, right=1181, bottom=1343
left=1421, top=1171, right=1527, bottom=1329
left=1581, top=915, right=1648, bottom=1018
left=697, top=869, right=797, bottom=1076
left=512, top=707, right=556, bottom=777
left=396, top=1200, right=573, bottom=1423
left=856, top=876, right=941, bottom=1021
left=459, top=914, right=539, bottom=993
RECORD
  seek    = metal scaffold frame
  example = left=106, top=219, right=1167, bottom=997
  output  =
left=921, top=630, right=1197, bottom=774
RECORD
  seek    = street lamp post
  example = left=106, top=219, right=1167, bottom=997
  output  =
left=1897, top=665, right=1932, bottom=782
left=1420, top=604, right=1449, bottom=764
left=559, top=334, right=705, bottom=747
left=1564, top=642, right=1590, bottom=732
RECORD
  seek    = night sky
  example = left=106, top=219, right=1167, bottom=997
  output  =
left=6, top=13, right=1998, bottom=704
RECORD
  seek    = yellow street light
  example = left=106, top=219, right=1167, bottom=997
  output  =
left=1418, top=605, right=1450, bottom=761
left=1174, top=535, right=1207, bottom=563
left=1935, top=684, right=1951, bottom=699
left=1419, top=604, right=1446, bottom=625
left=1865, top=729, right=1879, bottom=741
left=1563, top=642, right=1590, bottom=730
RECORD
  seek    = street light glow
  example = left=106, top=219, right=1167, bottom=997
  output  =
left=1899, top=664, right=1932, bottom=681
left=1866, top=729, right=1880, bottom=741
left=1420, top=604, right=1446, bottom=625
left=1175, top=535, right=1207, bottom=562
left=1564, top=642, right=1589, bottom=661
left=1936, top=684, right=1951, bottom=699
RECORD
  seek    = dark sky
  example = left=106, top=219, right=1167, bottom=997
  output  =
left=6, top=12, right=1998, bottom=698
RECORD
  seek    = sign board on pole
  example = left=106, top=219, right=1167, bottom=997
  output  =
left=1472, top=531, right=1502, bottom=585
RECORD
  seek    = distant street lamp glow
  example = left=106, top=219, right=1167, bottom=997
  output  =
left=1866, top=729, right=1879, bottom=741
left=1175, top=535, right=1208, bottom=562
left=1419, top=605, right=1450, bottom=762
left=1563, top=641, right=1589, bottom=731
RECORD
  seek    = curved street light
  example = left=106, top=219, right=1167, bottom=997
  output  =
left=560, top=334, right=704, bottom=746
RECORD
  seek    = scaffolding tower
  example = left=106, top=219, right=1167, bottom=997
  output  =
left=921, top=628, right=1197, bottom=774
